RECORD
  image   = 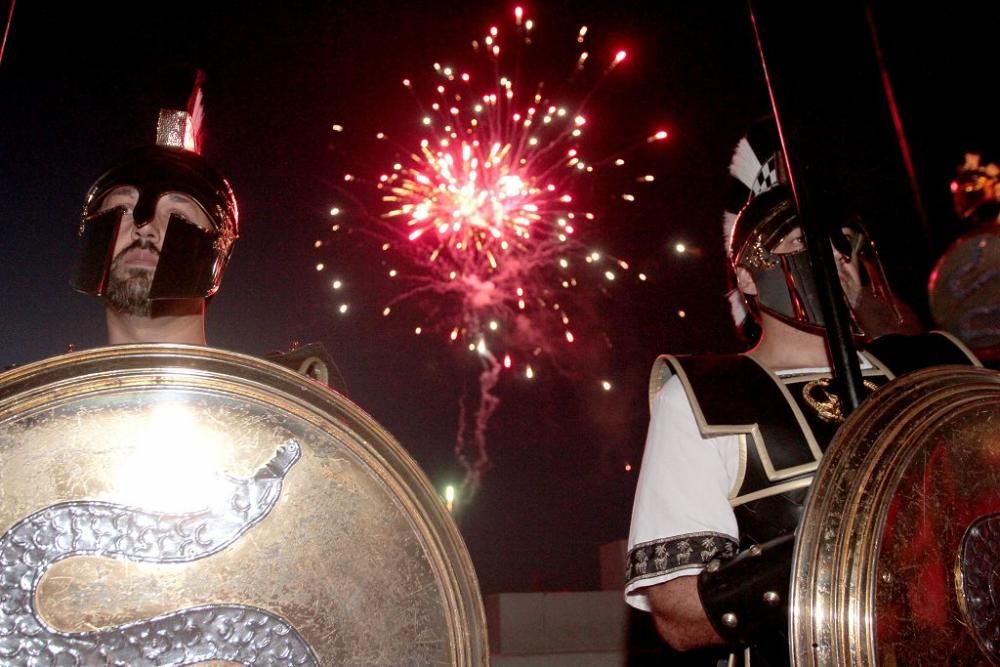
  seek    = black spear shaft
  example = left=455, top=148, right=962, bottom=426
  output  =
left=745, top=0, right=897, bottom=413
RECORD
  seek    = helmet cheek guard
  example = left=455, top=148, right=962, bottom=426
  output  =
left=73, top=207, right=126, bottom=297
left=149, top=215, right=230, bottom=299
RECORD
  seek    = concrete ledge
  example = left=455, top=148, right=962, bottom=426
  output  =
left=486, top=590, right=627, bottom=655
left=490, top=651, right=623, bottom=667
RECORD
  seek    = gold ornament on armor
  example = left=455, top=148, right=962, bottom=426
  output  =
left=802, top=377, right=878, bottom=423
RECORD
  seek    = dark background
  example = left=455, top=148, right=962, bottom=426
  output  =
left=1, top=1, right=997, bottom=599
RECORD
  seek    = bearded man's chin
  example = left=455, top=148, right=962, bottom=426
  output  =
left=105, top=268, right=154, bottom=317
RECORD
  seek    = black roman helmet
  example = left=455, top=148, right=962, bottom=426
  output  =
left=72, top=69, right=238, bottom=300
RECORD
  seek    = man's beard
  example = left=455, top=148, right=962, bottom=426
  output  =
left=104, top=241, right=158, bottom=317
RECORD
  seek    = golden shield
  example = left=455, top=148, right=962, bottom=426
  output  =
left=0, top=344, right=488, bottom=665
left=791, top=365, right=1000, bottom=666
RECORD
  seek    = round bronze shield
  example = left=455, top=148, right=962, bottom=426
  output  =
left=928, top=226, right=1000, bottom=359
left=0, top=344, right=488, bottom=665
left=791, top=365, right=1000, bottom=666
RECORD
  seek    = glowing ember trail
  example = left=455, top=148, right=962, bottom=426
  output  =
left=326, top=7, right=668, bottom=500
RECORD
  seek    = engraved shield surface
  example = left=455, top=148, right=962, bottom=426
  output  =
left=0, top=344, right=488, bottom=666
left=791, top=365, right=1000, bottom=666
left=928, top=226, right=1000, bottom=360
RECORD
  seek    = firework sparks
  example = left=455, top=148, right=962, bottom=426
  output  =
left=325, top=7, right=667, bottom=498
left=373, top=11, right=665, bottom=366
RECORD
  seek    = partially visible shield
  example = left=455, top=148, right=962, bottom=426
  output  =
left=928, top=225, right=1000, bottom=361
left=0, top=344, right=488, bottom=665
left=791, top=365, right=1000, bottom=666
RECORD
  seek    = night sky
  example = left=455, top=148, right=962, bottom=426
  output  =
left=2, top=2, right=997, bottom=594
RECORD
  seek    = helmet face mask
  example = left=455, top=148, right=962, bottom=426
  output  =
left=752, top=251, right=825, bottom=327
left=732, top=190, right=828, bottom=332
left=73, top=145, right=238, bottom=301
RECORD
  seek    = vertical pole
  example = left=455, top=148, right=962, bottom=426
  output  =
left=746, top=0, right=916, bottom=412
left=0, top=0, right=16, bottom=67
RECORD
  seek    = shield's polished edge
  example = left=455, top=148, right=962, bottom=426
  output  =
left=791, top=365, right=1000, bottom=667
left=0, top=344, right=489, bottom=665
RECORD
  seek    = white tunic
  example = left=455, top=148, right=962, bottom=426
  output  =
left=624, top=362, right=847, bottom=612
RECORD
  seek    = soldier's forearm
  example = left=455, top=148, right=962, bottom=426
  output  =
left=697, top=533, right=794, bottom=646
left=646, top=575, right=726, bottom=651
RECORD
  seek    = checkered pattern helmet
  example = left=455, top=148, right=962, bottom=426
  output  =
left=722, top=118, right=790, bottom=324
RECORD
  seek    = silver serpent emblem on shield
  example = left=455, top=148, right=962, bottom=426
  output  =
left=959, top=513, right=1000, bottom=665
left=0, top=439, right=319, bottom=666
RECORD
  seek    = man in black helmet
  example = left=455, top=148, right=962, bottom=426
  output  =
left=623, top=131, right=979, bottom=666
left=72, top=97, right=239, bottom=346
left=69, top=84, right=346, bottom=393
